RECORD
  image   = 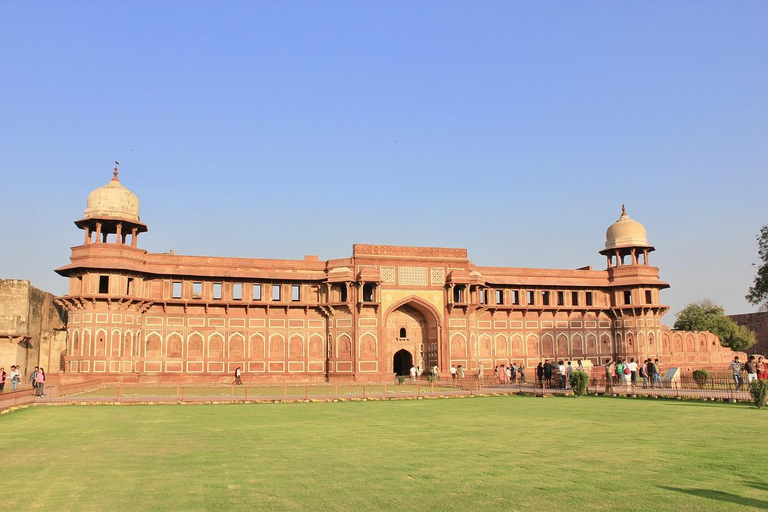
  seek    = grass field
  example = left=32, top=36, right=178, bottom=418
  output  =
left=74, top=383, right=459, bottom=398
left=1, top=396, right=767, bottom=511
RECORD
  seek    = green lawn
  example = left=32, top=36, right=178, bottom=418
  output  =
left=74, top=383, right=459, bottom=398
left=1, top=396, right=767, bottom=511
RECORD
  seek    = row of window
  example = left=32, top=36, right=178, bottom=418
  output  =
left=171, top=282, right=301, bottom=302
left=464, top=288, right=654, bottom=307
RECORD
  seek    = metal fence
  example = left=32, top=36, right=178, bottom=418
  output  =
left=1, top=374, right=759, bottom=409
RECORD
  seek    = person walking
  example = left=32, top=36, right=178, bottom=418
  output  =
left=0, top=367, right=5, bottom=393
left=566, top=361, right=573, bottom=389
left=603, top=358, right=614, bottom=393
left=745, top=355, right=758, bottom=385
left=10, top=365, right=21, bottom=391
left=640, top=359, right=649, bottom=388
left=477, top=362, right=484, bottom=381
left=730, top=356, right=743, bottom=390
left=35, top=367, right=46, bottom=397
left=458, top=365, right=465, bottom=380
left=29, top=366, right=39, bottom=395
left=409, top=365, right=417, bottom=382
left=450, top=365, right=457, bottom=380
left=510, top=363, right=517, bottom=383
left=615, top=359, right=626, bottom=388
left=234, top=366, right=243, bottom=385
left=577, top=359, right=584, bottom=373
left=652, top=359, right=663, bottom=388
left=519, top=362, right=526, bottom=384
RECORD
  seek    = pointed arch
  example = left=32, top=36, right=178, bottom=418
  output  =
left=208, top=332, right=224, bottom=358
left=188, top=332, right=204, bottom=358
left=289, top=333, right=305, bottom=358
left=249, top=333, right=265, bottom=359
left=308, top=333, right=324, bottom=359
left=229, top=332, right=245, bottom=358
left=269, top=333, right=285, bottom=358
left=167, top=332, right=183, bottom=358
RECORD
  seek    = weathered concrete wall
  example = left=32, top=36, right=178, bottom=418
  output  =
left=0, top=280, right=32, bottom=336
left=0, top=279, right=67, bottom=377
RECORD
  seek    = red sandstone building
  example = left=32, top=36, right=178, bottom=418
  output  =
left=53, top=166, right=742, bottom=382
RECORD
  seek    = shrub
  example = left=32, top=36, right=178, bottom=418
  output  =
left=396, top=376, right=406, bottom=384
left=749, top=380, right=768, bottom=409
left=568, top=371, right=589, bottom=397
left=692, top=370, right=709, bottom=388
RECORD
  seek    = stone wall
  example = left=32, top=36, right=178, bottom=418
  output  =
left=729, top=312, right=768, bottom=356
left=0, top=279, right=67, bottom=377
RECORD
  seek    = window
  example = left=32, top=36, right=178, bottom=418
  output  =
left=624, top=291, right=632, bottom=305
left=363, top=283, right=375, bottom=302
left=272, top=284, right=281, bottom=301
left=291, top=284, right=300, bottom=301
left=512, top=290, right=520, bottom=305
left=453, top=286, right=464, bottom=302
left=527, top=290, right=535, bottom=305
left=192, top=282, right=202, bottom=299
left=586, top=291, right=593, bottom=306
left=399, top=327, right=407, bottom=338
left=213, top=283, right=222, bottom=300
left=645, top=290, right=653, bottom=304
left=542, top=291, right=550, bottom=306
left=99, top=275, right=109, bottom=294
left=332, top=284, right=347, bottom=303
left=252, top=284, right=262, bottom=301
left=233, top=283, right=243, bottom=300
left=557, top=291, right=565, bottom=306
left=126, top=278, right=133, bottom=296
left=571, top=291, right=579, bottom=306
left=172, top=281, right=182, bottom=299
left=495, top=290, right=504, bottom=305
left=479, top=289, right=486, bottom=304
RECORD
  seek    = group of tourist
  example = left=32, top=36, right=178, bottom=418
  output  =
left=0, top=366, right=23, bottom=392
left=408, top=365, right=444, bottom=381
left=488, top=362, right=528, bottom=385
left=534, top=359, right=585, bottom=388
left=730, top=355, right=768, bottom=389
left=603, top=357, right=662, bottom=389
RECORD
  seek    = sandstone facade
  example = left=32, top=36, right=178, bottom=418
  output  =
left=49, top=167, right=742, bottom=382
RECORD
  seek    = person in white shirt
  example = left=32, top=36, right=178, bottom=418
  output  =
left=627, top=358, right=638, bottom=387
left=409, top=365, right=417, bottom=382
left=558, top=361, right=566, bottom=389
left=450, top=365, right=457, bottom=380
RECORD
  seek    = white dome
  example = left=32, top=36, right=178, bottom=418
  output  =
left=604, top=205, right=650, bottom=250
left=83, top=166, right=140, bottom=222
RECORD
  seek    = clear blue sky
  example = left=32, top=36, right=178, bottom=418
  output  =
left=1, top=2, right=766, bottom=322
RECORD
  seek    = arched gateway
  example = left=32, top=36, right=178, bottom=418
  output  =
left=384, top=297, right=442, bottom=375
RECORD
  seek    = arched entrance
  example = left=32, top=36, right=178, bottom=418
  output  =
left=384, top=296, right=442, bottom=375
left=393, top=349, right=413, bottom=376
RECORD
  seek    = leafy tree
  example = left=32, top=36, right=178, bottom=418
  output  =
left=746, top=224, right=768, bottom=312
left=674, top=299, right=756, bottom=352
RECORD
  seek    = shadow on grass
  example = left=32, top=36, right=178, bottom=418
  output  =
left=743, top=479, right=768, bottom=492
left=659, top=486, right=768, bottom=510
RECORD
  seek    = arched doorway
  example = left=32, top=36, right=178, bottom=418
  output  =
left=385, top=296, right=442, bottom=374
left=393, top=349, right=413, bottom=376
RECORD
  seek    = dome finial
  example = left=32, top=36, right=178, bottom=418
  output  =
left=621, top=203, right=626, bottom=216
left=112, top=161, right=120, bottom=182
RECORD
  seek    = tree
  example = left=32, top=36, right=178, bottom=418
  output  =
left=674, top=299, right=756, bottom=352
left=746, top=224, right=768, bottom=312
